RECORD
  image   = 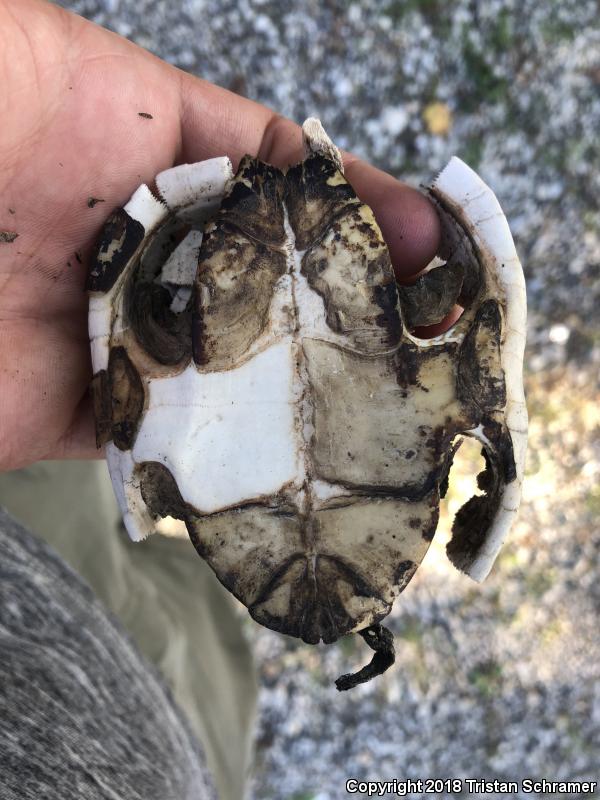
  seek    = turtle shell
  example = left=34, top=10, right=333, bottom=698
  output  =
left=87, top=119, right=527, bottom=686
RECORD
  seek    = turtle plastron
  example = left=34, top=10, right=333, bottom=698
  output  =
left=88, top=119, right=527, bottom=690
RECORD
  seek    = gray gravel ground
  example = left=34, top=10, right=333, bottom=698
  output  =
left=57, top=1, right=600, bottom=797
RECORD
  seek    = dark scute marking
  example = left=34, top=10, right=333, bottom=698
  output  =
left=479, top=417, right=517, bottom=485
left=500, top=437, right=517, bottom=484
left=90, top=370, right=112, bottom=448
left=138, top=461, right=188, bottom=521
left=393, top=559, right=418, bottom=591
left=108, top=346, right=145, bottom=450
left=317, top=554, right=387, bottom=642
left=87, top=208, right=145, bottom=292
left=477, top=447, right=495, bottom=492
left=187, top=520, right=210, bottom=560
left=439, top=438, right=462, bottom=499
left=250, top=552, right=387, bottom=645
left=193, top=221, right=286, bottom=368
left=248, top=553, right=312, bottom=637
left=127, top=281, right=192, bottom=365
left=459, top=255, right=482, bottom=309
left=394, top=341, right=423, bottom=388
left=335, top=624, right=395, bottom=692
left=191, top=302, right=208, bottom=367
left=289, top=558, right=355, bottom=645
left=421, top=514, right=438, bottom=543
left=373, top=280, right=403, bottom=345
left=300, top=208, right=402, bottom=351
left=398, top=259, right=464, bottom=329
left=330, top=475, right=444, bottom=504
left=395, top=340, right=453, bottom=390
left=457, top=299, right=506, bottom=413
left=408, top=517, right=421, bottom=529
left=249, top=553, right=304, bottom=608
left=285, top=153, right=358, bottom=250
left=218, top=156, right=286, bottom=244
left=421, top=490, right=442, bottom=543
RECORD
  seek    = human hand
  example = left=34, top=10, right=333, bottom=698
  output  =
left=0, top=0, right=441, bottom=472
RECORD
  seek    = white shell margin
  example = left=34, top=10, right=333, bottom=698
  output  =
left=431, top=157, right=528, bottom=582
left=155, top=157, right=234, bottom=222
left=89, top=159, right=233, bottom=376
left=92, top=157, right=233, bottom=540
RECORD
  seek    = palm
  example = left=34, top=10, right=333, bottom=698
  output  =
left=0, top=1, right=184, bottom=468
left=0, top=0, right=440, bottom=472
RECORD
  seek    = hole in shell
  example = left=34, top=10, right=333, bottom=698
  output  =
left=396, top=254, right=466, bottom=339
left=440, top=436, right=487, bottom=524
left=412, top=303, right=464, bottom=339
left=155, top=515, right=187, bottom=538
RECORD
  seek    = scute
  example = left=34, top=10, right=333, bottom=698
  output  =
left=87, top=208, right=145, bottom=293
left=301, top=204, right=402, bottom=351
left=88, top=119, right=527, bottom=689
left=192, top=223, right=287, bottom=369
left=285, top=152, right=357, bottom=250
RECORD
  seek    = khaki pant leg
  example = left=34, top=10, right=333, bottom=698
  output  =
left=0, top=460, right=258, bottom=800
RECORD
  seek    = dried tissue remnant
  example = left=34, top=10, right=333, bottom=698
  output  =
left=87, top=118, right=527, bottom=690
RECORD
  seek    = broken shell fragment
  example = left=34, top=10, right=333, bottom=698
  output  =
left=87, top=118, right=527, bottom=690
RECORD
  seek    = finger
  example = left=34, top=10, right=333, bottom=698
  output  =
left=343, top=157, right=441, bottom=279
left=413, top=305, right=464, bottom=339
